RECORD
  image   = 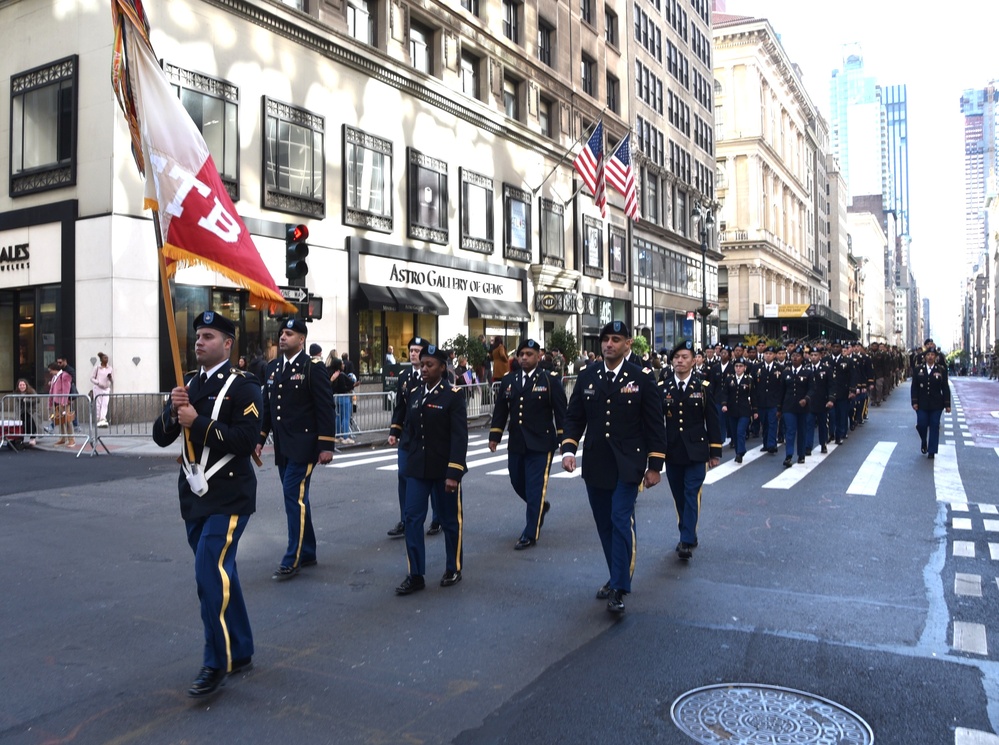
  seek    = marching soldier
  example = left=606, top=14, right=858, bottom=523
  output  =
left=153, top=311, right=261, bottom=697
left=779, top=345, right=812, bottom=466
left=489, top=339, right=567, bottom=549
left=755, top=345, right=784, bottom=454
left=911, top=347, right=951, bottom=459
left=661, top=338, right=722, bottom=560
left=387, top=336, right=442, bottom=538
left=719, top=358, right=756, bottom=462
left=395, top=344, right=468, bottom=594
left=561, top=321, right=666, bottom=614
left=827, top=340, right=856, bottom=444
left=255, top=318, right=336, bottom=581
left=805, top=347, right=835, bottom=454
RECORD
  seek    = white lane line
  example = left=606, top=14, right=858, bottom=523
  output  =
left=845, top=441, right=897, bottom=495
left=955, top=573, right=983, bottom=597
left=984, top=520, right=999, bottom=533
left=956, top=727, right=999, bottom=745
left=953, top=621, right=988, bottom=655
left=981, top=504, right=999, bottom=515
left=990, top=543, right=999, bottom=561
left=329, top=453, right=399, bottom=468
left=953, top=541, right=976, bottom=558
left=935, top=444, right=966, bottom=503
left=466, top=454, right=510, bottom=469
left=376, top=444, right=497, bottom=471
left=952, top=503, right=970, bottom=512
left=704, top=445, right=776, bottom=484
left=953, top=518, right=973, bottom=530
left=761, top=452, right=825, bottom=489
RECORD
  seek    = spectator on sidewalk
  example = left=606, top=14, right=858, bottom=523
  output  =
left=90, top=353, right=114, bottom=427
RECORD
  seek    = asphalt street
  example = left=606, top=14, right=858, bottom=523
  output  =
left=2, top=378, right=999, bottom=744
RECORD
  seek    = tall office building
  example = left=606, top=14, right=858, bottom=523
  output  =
left=960, top=84, right=998, bottom=269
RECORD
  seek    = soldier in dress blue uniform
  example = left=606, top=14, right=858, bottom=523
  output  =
left=153, top=311, right=262, bottom=697
left=827, top=340, right=857, bottom=444
left=561, top=321, right=666, bottom=614
left=661, top=338, right=722, bottom=561
left=387, top=336, right=441, bottom=538
left=488, top=338, right=568, bottom=549
left=805, top=346, right=835, bottom=454
left=719, top=358, right=756, bottom=462
left=255, top=318, right=336, bottom=581
left=911, top=347, right=951, bottom=459
left=755, top=345, right=784, bottom=454
left=779, top=346, right=813, bottom=467
left=395, top=344, right=469, bottom=595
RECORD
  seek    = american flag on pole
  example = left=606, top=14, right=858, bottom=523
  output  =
left=606, top=134, right=640, bottom=222
left=111, top=0, right=294, bottom=313
left=572, top=121, right=606, bottom=218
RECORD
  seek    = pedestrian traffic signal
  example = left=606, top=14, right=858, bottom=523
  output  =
left=285, top=224, right=309, bottom=281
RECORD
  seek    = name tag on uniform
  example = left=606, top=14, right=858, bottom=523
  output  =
left=584, top=388, right=596, bottom=398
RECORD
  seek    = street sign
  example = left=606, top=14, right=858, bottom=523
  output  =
left=278, top=286, right=307, bottom=302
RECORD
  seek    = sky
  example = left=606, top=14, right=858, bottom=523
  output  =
left=722, top=0, right=999, bottom=350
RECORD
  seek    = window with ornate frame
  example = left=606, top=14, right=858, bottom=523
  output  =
left=583, top=215, right=603, bottom=278
left=503, top=184, right=532, bottom=263
left=408, top=148, right=448, bottom=244
left=166, top=63, right=239, bottom=201
left=344, top=125, right=392, bottom=232
left=539, top=198, right=564, bottom=267
left=460, top=168, right=493, bottom=254
left=10, top=55, right=78, bottom=197
left=609, top=225, right=627, bottom=282
left=262, top=97, right=325, bottom=217
left=409, top=19, right=434, bottom=74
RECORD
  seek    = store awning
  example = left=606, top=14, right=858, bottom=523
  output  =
left=468, top=296, right=531, bottom=323
left=356, top=283, right=398, bottom=312
left=390, top=287, right=449, bottom=315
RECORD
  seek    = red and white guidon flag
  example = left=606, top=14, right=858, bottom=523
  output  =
left=111, top=0, right=294, bottom=312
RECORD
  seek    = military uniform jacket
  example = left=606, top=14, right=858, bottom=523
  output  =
left=706, top=360, right=733, bottom=392
left=153, top=369, right=262, bottom=521
left=561, top=361, right=666, bottom=490
left=258, top=353, right=336, bottom=466
left=779, top=365, right=813, bottom=415
left=489, top=368, right=567, bottom=454
left=720, top=374, right=756, bottom=419
left=661, top=374, right=722, bottom=465
left=911, top=363, right=951, bottom=411
left=755, top=363, right=785, bottom=408
left=806, top=363, right=835, bottom=414
left=389, top=366, right=422, bottom=446
left=402, top=382, right=468, bottom=482
left=827, top=355, right=857, bottom=400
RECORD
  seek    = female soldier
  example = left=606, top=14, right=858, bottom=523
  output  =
left=396, top=344, right=468, bottom=595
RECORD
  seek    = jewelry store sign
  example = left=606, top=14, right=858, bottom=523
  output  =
left=360, top=255, right=520, bottom=300
left=0, top=223, right=61, bottom=287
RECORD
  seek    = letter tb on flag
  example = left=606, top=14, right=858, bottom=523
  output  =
left=605, top=134, right=640, bottom=222
left=572, top=121, right=607, bottom=218
left=111, top=0, right=295, bottom=313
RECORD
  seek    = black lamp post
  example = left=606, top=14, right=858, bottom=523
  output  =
left=866, top=320, right=871, bottom=346
left=691, top=203, right=715, bottom=351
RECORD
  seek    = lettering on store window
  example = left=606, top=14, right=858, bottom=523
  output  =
left=388, top=263, right=505, bottom=296
left=0, top=243, right=30, bottom=271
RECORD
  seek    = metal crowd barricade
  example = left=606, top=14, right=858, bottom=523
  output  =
left=92, top=392, right=172, bottom=453
left=0, top=393, right=96, bottom=457
left=562, top=374, right=578, bottom=399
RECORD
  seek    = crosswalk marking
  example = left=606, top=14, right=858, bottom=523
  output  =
left=983, top=505, right=999, bottom=515
left=953, top=621, right=988, bottom=655
left=761, top=448, right=832, bottom=490
left=984, top=520, right=999, bottom=533
left=954, top=541, right=976, bottom=558
left=952, top=503, right=970, bottom=512
left=703, top=445, right=769, bottom=484
left=953, top=518, right=973, bottom=530
left=956, top=726, right=999, bottom=745
left=845, top=441, right=897, bottom=495
left=935, top=444, right=966, bottom=503
left=955, top=573, right=983, bottom=597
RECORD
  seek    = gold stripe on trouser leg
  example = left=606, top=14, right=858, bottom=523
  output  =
left=628, top=513, right=637, bottom=579
left=217, top=515, right=239, bottom=673
left=694, top=484, right=702, bottom=536
left=293, top=463, right=314, bottom=567
left=455, top=484, right=463, bottom=572
left=532, top=451, right=554, bottom=539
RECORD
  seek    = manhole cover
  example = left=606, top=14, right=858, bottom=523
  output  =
left=671, top=683, right=873, bottom=744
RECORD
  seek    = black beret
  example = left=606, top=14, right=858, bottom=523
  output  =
left=407, top=336, right=429, bottom=350
left=734, top=342, right=745, bottom=349
left=831, top=339, right=843, bottom=347
left=599, top=320, right=631, bottom=338
left=517, top=338, right=541, bottom=354
left=765, top=345, right=777, bottom=353
left=671, top=338, right=695, bottom=357
left=309, top=343, right=322, bottom=356
left=420, top=344, right=448, bottom=364
left=282, top=318, right=308, bottom=336
left=193, top=311, right=236, bottom=338
left=722, top=345, right=733, bottom=352
left=733, top=357, right=748, bottom=366
left=792, top=345, right=804, bottom=355
left=924, top=338, right=934, bottom=345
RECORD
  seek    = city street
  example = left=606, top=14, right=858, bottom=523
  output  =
left=2, top=378, right=999, bottom=744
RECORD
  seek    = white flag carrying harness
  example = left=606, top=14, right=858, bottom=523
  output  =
left=181, top=373, right=238, bottom=497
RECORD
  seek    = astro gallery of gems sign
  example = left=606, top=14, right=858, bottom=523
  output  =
left=362, top=255, right=519, bottom=301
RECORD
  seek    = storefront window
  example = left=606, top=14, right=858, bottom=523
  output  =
left=0, top=287, right=62, bottom=391
left=357, top=309, right=437, bottom=377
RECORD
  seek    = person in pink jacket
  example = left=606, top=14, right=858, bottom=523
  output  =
left=90, top=353, right=113, bottom=427
left=48, top=361, right=74, bottom=446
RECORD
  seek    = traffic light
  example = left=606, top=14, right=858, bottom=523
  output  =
left=285, top=224, right=310, bottom=281
left=821, top=329, right=827, bottom=337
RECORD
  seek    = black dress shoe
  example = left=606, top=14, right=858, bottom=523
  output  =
left=760, top=444, right=769, bottom=452
left=395, top=575, right=426, bottom=595
left=539, top=501, right=551, bottom=528
left=783, top=457, right=792, bottom=468
left=514, top=536, right=536, bottom=550
left=921, top=444, right=928, bottom=454
left=676, top=542, right=693, bottom=560
left=805, top=449, right=812, bottom=456
left=440, top=570, right=462, bottom=587
left=230, top=657, right=253, bottom=675
left=928, top=453, right=935, bottom=460
left=606, top=589, right=626, bottom=614
left=595, top=582, right=612, bottom=599
left=300, top=559, right=318, bottom=568
left=387, top=521, right=405, bottom=537
left=797, top=456, right=805, bottom=464
left=187, top=666, right=226, bottom=697
left=768, top=447, right=779, bottom=454
left=272, top=565, right=299, bottom=581
left=835, top=438, right=843, bottom=445
left=735, top=454, right=743, bottom=463
left=729, top=442, right=735, bottom=450
left=426, top=522, right=443, bottom=536
left=821, top=445, right=828, bottom=453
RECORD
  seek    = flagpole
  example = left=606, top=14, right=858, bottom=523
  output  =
left=532, top=110, right=607, bottom=196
